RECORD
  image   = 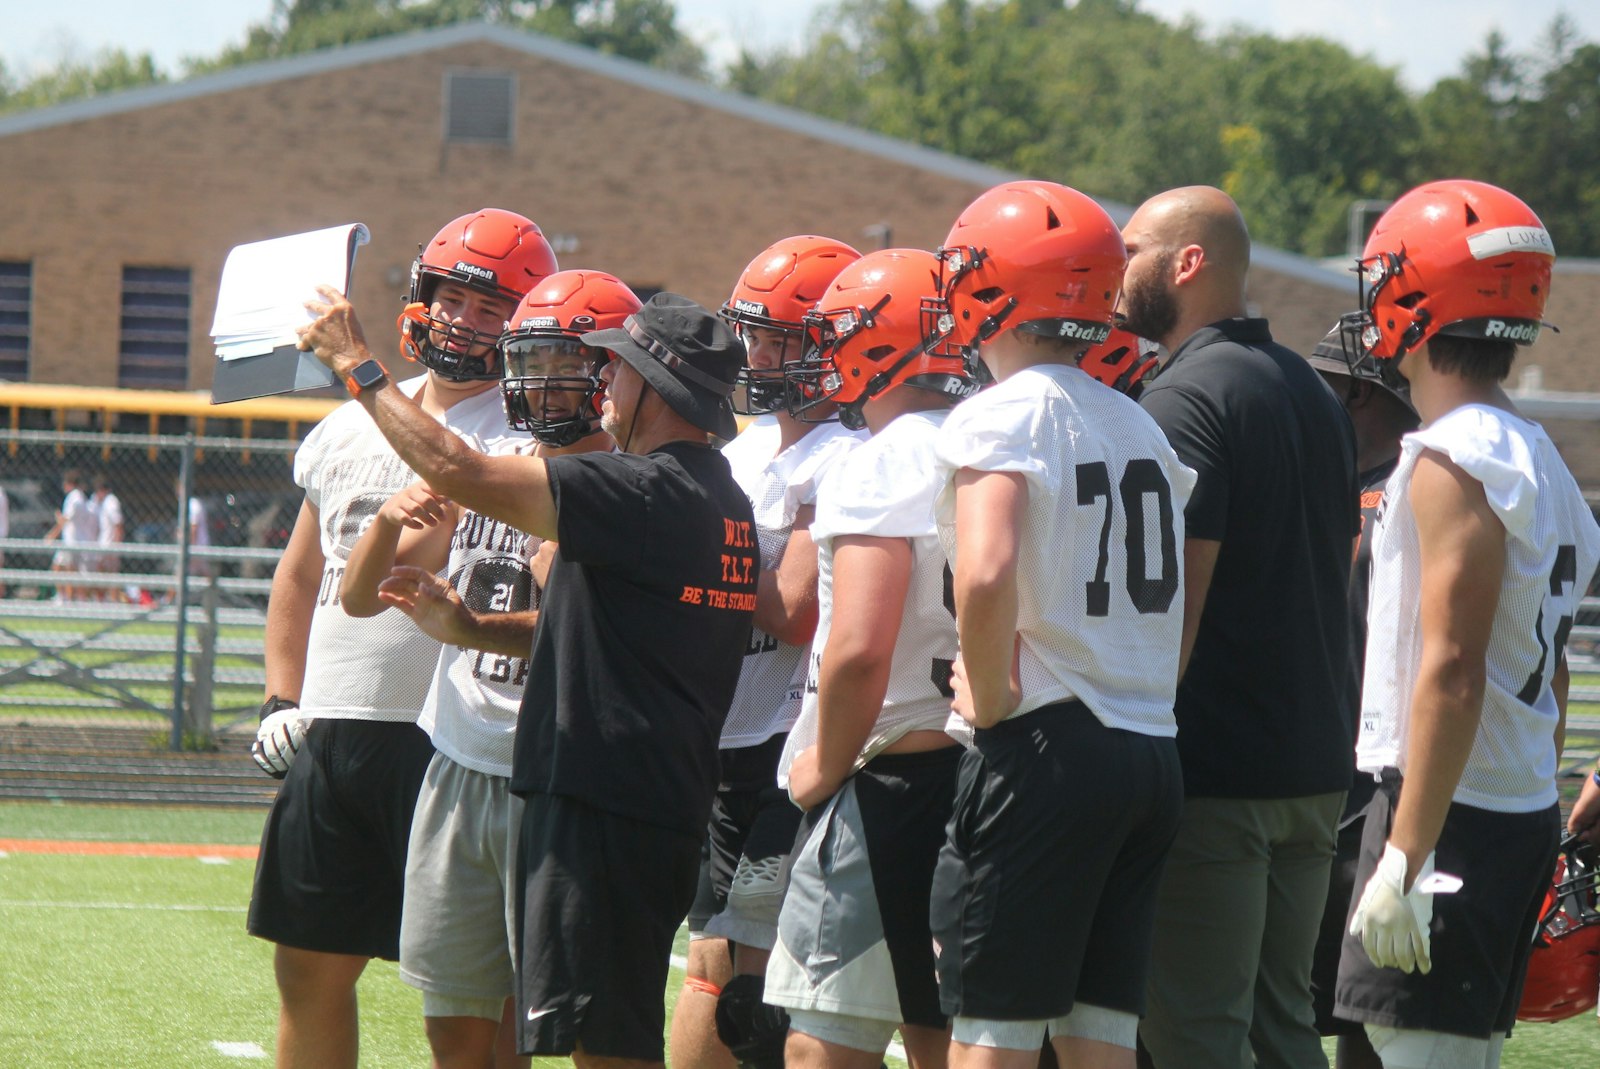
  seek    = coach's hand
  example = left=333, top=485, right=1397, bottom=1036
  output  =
left=251, top=697, right=308, bottom=779
left=298, top=284, right=372, bottom=377
left=378, top=565, right=477, bottom=647
left=1349, top=843, right=1461, bottom=974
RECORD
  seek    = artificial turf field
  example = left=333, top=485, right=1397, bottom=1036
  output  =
left=2, top=800, right=1598, bottom=1068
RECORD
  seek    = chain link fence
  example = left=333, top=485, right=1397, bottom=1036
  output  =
left=0, top=428, right=301, bottom=748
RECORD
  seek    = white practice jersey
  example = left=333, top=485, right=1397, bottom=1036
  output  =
left=296, top=381, right=525, bottom=721
left=1359, top=404, right=1600, bottom=812
left=94, top=493, right=123, bottom=546
left=720, top=416, right=865, bottom=749
left=778, top=410, right=960, bottom=788
left=61, top=488, right=96, bottom=545
left=419, top=437, right=540, bottom=777
left=936, top=365, right=1195, bottom=735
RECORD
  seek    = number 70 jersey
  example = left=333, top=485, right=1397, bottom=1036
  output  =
left=934, top=365, right=1197, bottom=737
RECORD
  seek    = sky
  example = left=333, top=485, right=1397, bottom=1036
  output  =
left=4, top=0, right=1597, bottom=92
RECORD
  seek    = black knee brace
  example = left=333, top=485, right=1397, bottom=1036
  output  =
left=713, top=973, right=789, bottom=1069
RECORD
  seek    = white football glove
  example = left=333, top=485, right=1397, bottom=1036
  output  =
left=251, top=698, right=308, bottom=779
left=1348, top=843, right=1463, bottom=974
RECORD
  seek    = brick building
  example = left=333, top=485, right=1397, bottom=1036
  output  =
left=0, top=20, right=1369, bottom=393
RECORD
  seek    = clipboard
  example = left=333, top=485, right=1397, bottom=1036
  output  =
left=210, top=223, right=370, bottom=404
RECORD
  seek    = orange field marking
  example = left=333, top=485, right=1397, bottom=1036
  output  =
left=0, top=838, right=257, bottom=859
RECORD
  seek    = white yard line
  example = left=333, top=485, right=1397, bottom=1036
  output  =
left=211, top=1041, right=267, bottom=1058
left=0, top=899, right=245, bottom=912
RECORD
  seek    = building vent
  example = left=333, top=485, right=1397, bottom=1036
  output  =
left=0, top=261, right=31, bottom=381
left=118, top=265, right=191, bottom=390
left=445, top=71, right=515, bottom=144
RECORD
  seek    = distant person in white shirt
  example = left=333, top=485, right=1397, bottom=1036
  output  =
left=90, top=473, right=125, bottom=601
left=44, top=468, right=97, bottom=602
left=187, top=493, right=212, bottom=578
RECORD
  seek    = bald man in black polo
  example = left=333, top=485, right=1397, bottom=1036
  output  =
left=1120, top=187, right=1360, bottom=1069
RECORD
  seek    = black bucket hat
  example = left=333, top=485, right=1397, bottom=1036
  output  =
left=582, top=292, right=745, bottom=440
left=1306, top=324, right=1415, bottom=415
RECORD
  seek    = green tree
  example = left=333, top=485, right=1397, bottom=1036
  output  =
left=1218, top=33, right=1416, bottom=254
left=194, top=0, right=703, bottom=77
left=0, top=49, right=165, bottom=115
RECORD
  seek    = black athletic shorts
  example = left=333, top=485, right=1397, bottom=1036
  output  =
left=930, top=700, right=1183, bottom=1020
left=686, top=733, right=800, bottom=935
left=515, top=794, right=700, bottom=1060
left=1311, top=812, right=1366, bottom=1037
left=1333, top=769, right=1560, bottom=1037
left=247, top=718, right=434, bottom=960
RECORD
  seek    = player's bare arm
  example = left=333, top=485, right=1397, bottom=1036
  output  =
left=788, top=534, right=911, bottom=810
left=1554, top=653, right=1570, bottom=760
left=298, top=285, right=558, bottom=542
left=263, top=498, right=323, bottom=701
left=752, top=503, right=820, bottom=645
left=949, top=468, right=1025, bottom=727
left=340, top=482, right=457, bottom=617
left=1177, top=538, right=1221, bottom=679
left=1389, top=448, right=1506, bottom=886
left=375, top=564, right=537, bottom=657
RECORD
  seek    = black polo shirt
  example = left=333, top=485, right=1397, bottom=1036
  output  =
left=1139, top=319, right=1359, bottom=799
left=508, top=441, right=758, bottom=836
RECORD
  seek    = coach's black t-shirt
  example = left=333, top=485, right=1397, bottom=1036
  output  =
left=1139, top=319, right=1359, bottom=799
left=508, top=441, right=758, bottom=836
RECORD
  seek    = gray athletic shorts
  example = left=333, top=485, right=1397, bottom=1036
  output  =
left=766, top=747, right=958, bottom=1041
left=399, top=752, right=523, bottom=1020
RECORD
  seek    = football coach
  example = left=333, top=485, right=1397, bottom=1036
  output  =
left=300, top=285, right=758, bottom=1068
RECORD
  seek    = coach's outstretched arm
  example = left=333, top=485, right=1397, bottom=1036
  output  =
left=298, top=285, right=557, bottom=543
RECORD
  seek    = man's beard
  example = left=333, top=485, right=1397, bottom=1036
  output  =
left=1120, top=266, right=1179, bottom=344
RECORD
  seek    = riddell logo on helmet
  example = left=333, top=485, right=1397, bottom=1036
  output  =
left=1058, top=322, right=1112, bottom=343
left=732, top=299, right=769, bottom=317
left=454, top=261, right=498, bottom=283
left=518, top=316, right=560, bottom=330
left=1484, top=319, right=1540, bottom=343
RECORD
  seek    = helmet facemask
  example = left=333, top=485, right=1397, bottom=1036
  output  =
left=728, top=321, right=806, bottom=417
left=400, top=268, right=516, bottom=382
left=787, top=294, right=979, bottom=432
left=500, top=335, right=605, bottom=446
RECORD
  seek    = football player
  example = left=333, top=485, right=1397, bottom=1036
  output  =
left=336, top=270, right=636, bottom=1069
left=762, top=248, right=982, bottom=1067
left=671, top=236, right=865, bottom=1069
left=1333, top=180, right=1600, bottom=1069
left=1300, top=325, right=1418, bottom=1069
left=925, top=181, right=1194, bottom=1069
left=247, top=208, right=556, bottom=1069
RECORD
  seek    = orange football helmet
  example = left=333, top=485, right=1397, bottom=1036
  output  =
left=723, top=235, right=862, bottom=415
left=1518, top=835, right=1600, bottom=1023
left=786, top=248, right=980, bottom=430
left=935, top=180, right=1125, bottom=354
left=1349, top=179, right=1554, bottom=363
left=1078, top=327, right=1160, bottom=397
left=500, top=271, right=641, bottom=445
left=398, top=208, right=559, bottom=381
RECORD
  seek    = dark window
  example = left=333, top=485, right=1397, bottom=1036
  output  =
left=445, top=71, right=514, bottom=144
left=119, top=265, right=190, bottom=390
left=0, top=261, right=31, bottom=380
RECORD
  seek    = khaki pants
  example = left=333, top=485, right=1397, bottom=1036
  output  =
left=1139, top=792, right=1344, bottom=1069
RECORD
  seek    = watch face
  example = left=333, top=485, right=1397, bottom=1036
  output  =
left=351, top=360, right=386, bottom=390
